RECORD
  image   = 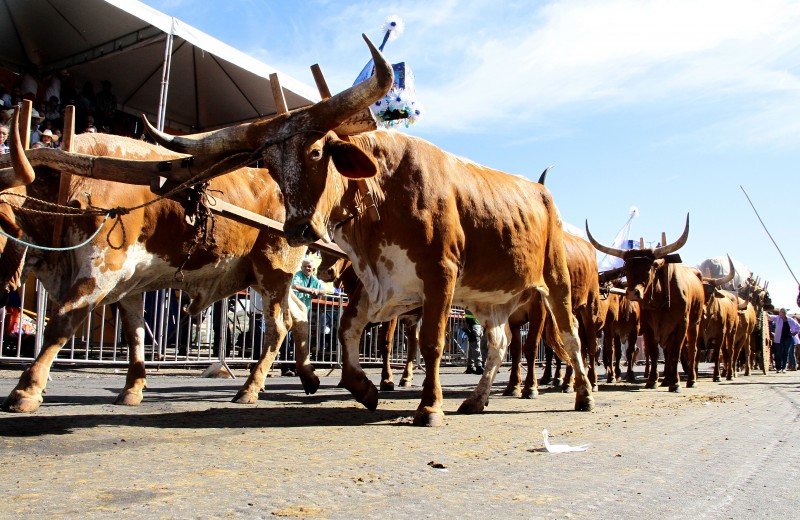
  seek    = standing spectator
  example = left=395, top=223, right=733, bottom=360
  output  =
left=0, top=124, right=9, bottom=154
left=19, top=68, right=39, bottom=100
left=39, top=129, right=56, bottom=148
left=0, top=83, right=11, bottom=109
left=462, top=309, right=485, bottom=374
left=43, top=70, right=68, bottom=104
left=95, top=80, right=117, bottom=131
left=768, top=308, right=800, bottom=373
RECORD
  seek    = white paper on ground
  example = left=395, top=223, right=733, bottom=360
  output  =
left=542, top=429, right=590, bottom=453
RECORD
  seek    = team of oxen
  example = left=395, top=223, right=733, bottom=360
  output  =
left=0, top=36, right=774, bottom=425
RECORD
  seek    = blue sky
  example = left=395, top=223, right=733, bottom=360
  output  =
left=143, top=0, right=800, bottom=312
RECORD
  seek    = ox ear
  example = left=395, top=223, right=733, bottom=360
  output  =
left=663, top=253, right=682, bottom=264
left=327, top=139, right=379, bottom=179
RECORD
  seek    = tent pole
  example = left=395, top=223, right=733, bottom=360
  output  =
left=156, top=25, right=175, bottom=132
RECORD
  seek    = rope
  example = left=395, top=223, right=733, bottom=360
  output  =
left=740, top=185, right=799, bottom=285
left=0, top=212, right=111, bottom=251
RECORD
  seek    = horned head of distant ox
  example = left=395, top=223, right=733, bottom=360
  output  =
left=701, top=255, right=735, bottom=300
left=144, top=34, right=391, bottom=246
left=585, top=214, right=690, bottom=302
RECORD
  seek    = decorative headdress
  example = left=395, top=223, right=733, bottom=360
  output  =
left=352, top=16, right=424, bottom=128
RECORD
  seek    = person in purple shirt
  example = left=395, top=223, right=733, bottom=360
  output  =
left=768, top=308, right=800, bottom=373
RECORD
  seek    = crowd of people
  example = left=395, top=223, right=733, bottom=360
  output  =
left=0, top=68, right=120, bottom=154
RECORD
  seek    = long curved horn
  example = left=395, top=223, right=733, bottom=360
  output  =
left=585, top=220, right=627, bottom=258
left=653, top=214, right=689, bottom=258
left=738, top=297, right=748, bottom=311
left=302, top=34, right=394, bottom=132
left=537, top=165, right=553, bottom=185
left=143, top=115, right=255, bottom=156
left=705, top=254, right=736, bottom=288
left=0, top=110, right=36, bottom=190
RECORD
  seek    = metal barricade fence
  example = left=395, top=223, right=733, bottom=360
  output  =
left=0, top=283, right=570, bottom=369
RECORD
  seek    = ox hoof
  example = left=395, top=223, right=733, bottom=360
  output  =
left=379, top=380, right=395, bottom=392
left=645, top=381, right=657, bottom=389
left=300, top=373, right=321, bottom=395
left=669, top=384, right=681, bottom=393
left=2, top=393, right=42, bottom=413
left=413, top=411, right=445, bottom=427
left=232, top=390, right=260, bottom=405
left=502, top=386, right=522, bottom=397
left=575, top=397, right=595, bottom=412
left=606, top=375, right=614, bottom=384
left=457, top=398, right=485, bottom=415
left=561, top=386, right=574, bottom=394
left=626, top=375, right=637, bottom=383
left=539, top=375, right=552, bottom=386
left=592, top=385, right=599, bottom=392
left=356, top=384, right=379, bottom=412
left=686, top=380, right=696, bottom=388
left=114, top=391, right=143, bottom=407
left=521, top=388, right=538, bottom=399
left=552, top=378, right=563, bottom=387
left=713, top=376, right=721, bottom=383
left=398, top=378, right=413, bottom=388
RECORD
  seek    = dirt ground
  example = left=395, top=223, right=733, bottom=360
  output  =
left=0, top=362, right=798, bottom=519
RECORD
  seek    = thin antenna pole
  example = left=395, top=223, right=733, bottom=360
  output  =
left=740, top=185, right=799, bottom=284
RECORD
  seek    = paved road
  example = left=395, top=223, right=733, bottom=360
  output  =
left=0, top=363, right=798, bottom=519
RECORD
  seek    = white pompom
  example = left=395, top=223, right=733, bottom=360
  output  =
left=382, top=15, right=405, bottom=42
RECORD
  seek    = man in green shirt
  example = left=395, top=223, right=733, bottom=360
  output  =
left=291, top=258, right=327, bottom=310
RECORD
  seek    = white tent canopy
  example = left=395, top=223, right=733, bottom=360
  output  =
left=0, top=0, right=320, bottom=132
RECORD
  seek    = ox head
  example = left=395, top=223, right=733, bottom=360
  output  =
left=144, top=35, right=393, bottom=246
left=585, top=214, right=689, bottom=303
left=700, top=255, right=736, bottom=301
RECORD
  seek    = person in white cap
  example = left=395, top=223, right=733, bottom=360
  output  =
left=40, top=128, right=55, bottom=148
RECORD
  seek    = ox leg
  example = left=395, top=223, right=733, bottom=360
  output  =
left=684, top=322, right=699, bottom=388
left=742, top=333, right=752, bottom=377
left=580, top=315, right=599, bottom=392
left=540, top=344, right=554, bottom=386
left=602, top=331, right=614, bottom=383
left=725, top=335, right=737, bottom=381
left=114, top=295, right=148, bottom=406
left=3, top=294, right=95, bottom=413
left=379, top=318, right=398, bottom=391
left=613, top=336, right=623, bottom=381
left=712, top=339, right=722, bottom=382
left=502, top=325, right=523, bottom=397
left=459, top=321, right=509, bottom=414
left=663, top=329, right=687, bottom=392
left=642, top=325, right=659, bottom=389
left=554, top=355, right=564, bottom=388
left=399, top=317, right=418, bottom=387
left=625, top=333, right=638, bottom=383
left=522, top=303, right=546, bottom=399
left=337, top=285, right=380, bottom=412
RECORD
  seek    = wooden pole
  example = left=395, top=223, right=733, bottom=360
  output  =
left=269, top=73, right=288, bottom=115
left=50, top=105, right=76, bottom=257
left=310, top=64, right=332, bottom=100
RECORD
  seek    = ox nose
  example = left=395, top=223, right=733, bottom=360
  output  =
left=284, top=220, right=322, bottom=246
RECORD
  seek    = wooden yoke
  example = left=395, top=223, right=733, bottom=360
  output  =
left=308, top=64, right=380, bottom=223
left=50, top=105, right=75, bottom=256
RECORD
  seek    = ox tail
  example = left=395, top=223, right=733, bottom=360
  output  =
left=536, top=286, right=565, bottom=353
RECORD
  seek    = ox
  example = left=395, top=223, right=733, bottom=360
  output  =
left=697, top=257, right=738, bottom=381
left=586, top=216, right=704, bottom=391
left=503, top=231, right=606, bottom=398
left=739, top=277, right=772, bottom=374
left=0, top=115, right=314, bottom=412
left=600, top=281, right=641, bottom=383
left=144, top=35, right=594, bottom=425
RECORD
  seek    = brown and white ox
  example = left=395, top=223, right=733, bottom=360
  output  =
left=586, top=216, right=705, bottom=391
left=144, top=35, right=594, bottom=425
left=600, top=281, right=641, bottom=383
left=503, top=231, right=606, bottom=398
left=0, top=118, right=314, bottom=412
left=698, top=257, right=738, bottom=381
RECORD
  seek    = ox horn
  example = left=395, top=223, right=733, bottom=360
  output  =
left=653, top=214, right=689, bottom=258
left=0, top=109, right=36, bottom=190
left=704, top=254, right=736, bottom=288
left=143, top=115, right=255, bottom=156
left=301, top=34, right=394, bottom=132
left=537, top=165, right=553, bottom=185
left=585, top=220, right=627, bottom=258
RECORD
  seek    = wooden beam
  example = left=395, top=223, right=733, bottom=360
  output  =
left=269, top=73, right=288, bottom=115
left=661, top=232, right=667, bottom=248
left=150, top=176, right=347, bottom=258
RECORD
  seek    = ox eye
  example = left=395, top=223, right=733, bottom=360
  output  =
left=309, top=149, right=322, bottom=161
